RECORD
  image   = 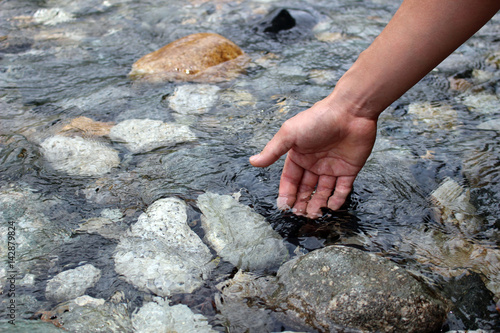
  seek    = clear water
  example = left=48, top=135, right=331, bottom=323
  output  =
left=1, top=0, right=499, bottom=331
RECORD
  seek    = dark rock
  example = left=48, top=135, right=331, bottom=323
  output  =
left=269, top=246, right=449, bottom=332
left=255, top=8, right=317, bottom=39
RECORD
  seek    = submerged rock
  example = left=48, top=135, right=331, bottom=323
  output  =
left=114, top=198, right=213, bottom=297
left=109, top=118, right=196, bottom=153
left=197, top=192, right=289, bottom=271
left=0, top=187, right=70, bottom=290
left=129, top=33, right=248, bottom=83
left=40, top=135, right=120, bottom=176
left=58, top=116, right=114, bottom=137
left=168, top=84, right=220, bottom=116
left=132, top=298, right=217, bottom=333
left=33, top=8, right=74, bottom=26
left=271, top=246, right=448, bottom=332
left=50, top=296, right=132, bottom=332
left=430, top=177, right=484, bottom=235
left=45, top=264, right=102, bottom=303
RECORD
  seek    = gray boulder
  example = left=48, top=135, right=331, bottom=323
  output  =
left=271, top=246, right=449, bottom=332
left=197, top=192, right=289, bottom=271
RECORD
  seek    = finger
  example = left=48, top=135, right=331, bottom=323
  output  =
left=327, top=175, right=355, bottom=210
left=277, top=155, right=304, bottom=210
left=306, top=175, right=336, bottom=218
left=291, top=170, right=319, bottom=216
left=249, top=123, right=293, bottom=168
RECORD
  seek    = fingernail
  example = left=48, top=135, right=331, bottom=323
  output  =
left=249, top=154, right=260, bottom=163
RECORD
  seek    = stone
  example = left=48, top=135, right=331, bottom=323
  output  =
left=197, top=192, right=289, bottom=271
left=168, top=84, right=220, bottom=115
left=408, top=101, right=459, bottom=130
left=58, top=116, right=114, bottom=137
left=477, top=118, right=500, bottom=131
left=77, top=208, right=126, bottom=240
left=129, top=33, right=248, bottom=83
left=33, top=8, right=74, bottom=26
left=0, top=186, right=70, bottom=290
left=109, top=118, right=196, bottom=153
left=430, top=177, right=484, bottom=235
left=0, top=320, right=65, bottom=332
left=45, top=264, right=102, bottom=303
left=269, top=246, right=449, bottom=332
left=40, top=135, right=120, bottom=176
left=132, top=298, right=217, bottom=333
left=53, top=297, right=133, bottom=332
left=114, top=198, right=214, bottom=297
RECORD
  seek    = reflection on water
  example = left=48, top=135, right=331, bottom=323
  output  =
left=1, top=0, right=499, bottom=331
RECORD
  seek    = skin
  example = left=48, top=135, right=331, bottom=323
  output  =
left=250, top=0, right=500, bottom=218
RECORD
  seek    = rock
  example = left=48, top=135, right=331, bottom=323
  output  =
left=129, top=33, right=249, bottom=83
left=0, top=187, right=70, bottom=289
left=408, top=101, right=459, bottom=130
left=197, top=192, right=289, bottom=271
left=114, top=197, right=214, bottom=297
left=168, top=84, right=220, bottom=116
left=0, top=320, right=65, bottom=332
left=254, top=8, right=317, bottom=39
left=33, top=8, right=74, bottom=26
left=77, top=208, right=126, bottom=240
left=109, top=119, right=196, bottom=153
left=430, top=177, right=484, bottom=235
left=215, top=271, right=280, bottom=333
left=269, top=246, right=448, bottom=332
left=477, top=118, right=500, bottom=131
left=58, top=117, right=114, bottom=137
left=132, top=298, right=217, bottom=333
left=46, top=264, right=102, bottom=303
left=40, top=135, right=120, bottom=176
left=52, top=297, right=133, bottom=332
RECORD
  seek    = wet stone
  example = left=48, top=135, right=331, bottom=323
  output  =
left=45, top=264, right=102, bottom=303
left=132, top=298, right=217, bottom=333
left=113, top=197, right=214, bottom=297
left=40, top=135, right=120, bottom=176
left=54, top=297, right=133, bottom=332
left=168, top=84, right=221, bottom=116
left=109, top=118, right=196, bottom=153
left=197, top=192, right=289, bottom=271
left=269, top=246, right=449, bottom=332
left=129, top=32, right=248, bottom=83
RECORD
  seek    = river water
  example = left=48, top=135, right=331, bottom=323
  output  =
left=1, top=0, right=499, bottom=331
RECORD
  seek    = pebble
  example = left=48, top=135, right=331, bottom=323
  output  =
left=45, top=264, right=102, bottom=303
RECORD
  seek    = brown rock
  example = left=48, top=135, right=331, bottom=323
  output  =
left=59, top=116, right=114, bottom=137
left=129, top=32, right=249, bottom=83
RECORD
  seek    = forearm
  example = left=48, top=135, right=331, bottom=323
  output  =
left=329, top=0, right=500, bottom=119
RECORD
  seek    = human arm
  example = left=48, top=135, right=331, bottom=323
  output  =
left=250, top=0, right=500, bottom=218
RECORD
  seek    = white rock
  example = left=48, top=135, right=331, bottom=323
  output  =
left=114, top=198, right=213, bottom=297
left=197, top=192, right=289, bottom=271
left=45, top=264, right=101, bottom=302
left=33, top=8, right=74, bottom=26
left=477, top=118, right=500, bottom=131
left=168, top=84, right=220, bottom=115
left=132, top=298, right=217, bottom=333
left=109, top=119, right=196, bottom=153
left=41, top=135, right=120, bottom=176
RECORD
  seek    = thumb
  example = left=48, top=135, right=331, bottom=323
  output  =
left=250, top=128, right=293, bottom=167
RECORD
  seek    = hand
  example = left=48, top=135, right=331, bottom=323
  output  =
left=250, top=96, right=378, bottom=218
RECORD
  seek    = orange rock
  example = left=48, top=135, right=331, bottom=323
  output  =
left=129, top=32, right=249, bottom=83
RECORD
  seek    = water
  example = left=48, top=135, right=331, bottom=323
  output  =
left=1, top=0, right=499, bottom=331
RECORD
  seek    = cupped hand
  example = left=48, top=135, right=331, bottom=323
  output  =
left=250, top=97, right=378, bottom=218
